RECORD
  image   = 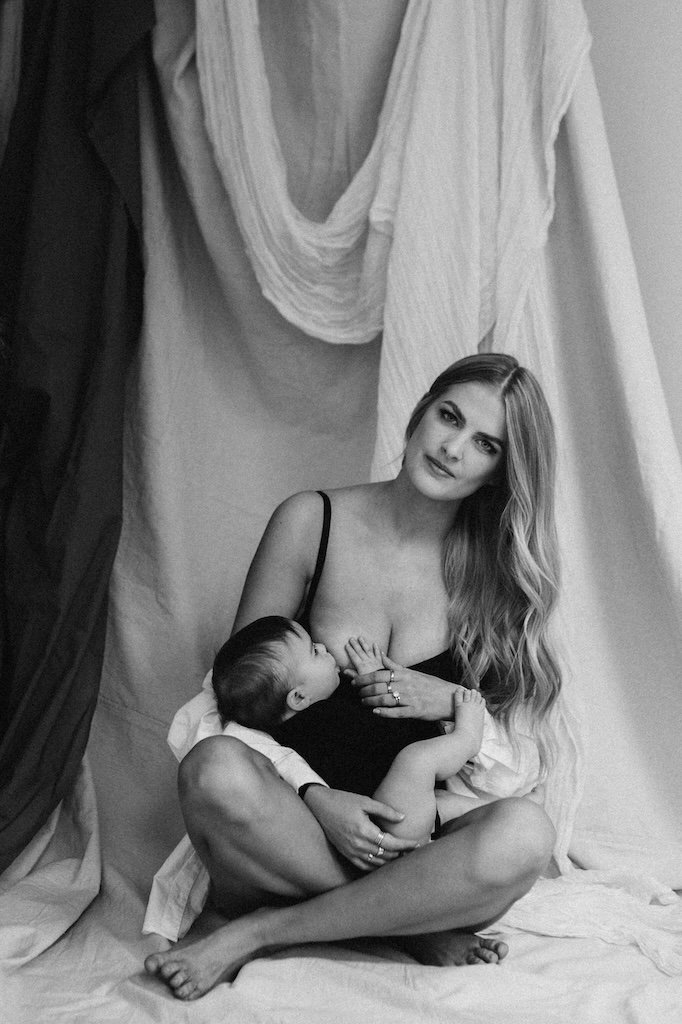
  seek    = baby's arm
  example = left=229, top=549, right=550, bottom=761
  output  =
left=344, top=636, right=385, bottom=675
left=373, top=688, right=486, bottom=843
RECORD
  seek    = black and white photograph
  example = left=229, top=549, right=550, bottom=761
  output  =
left=1, top=2, right=681, bottom=1021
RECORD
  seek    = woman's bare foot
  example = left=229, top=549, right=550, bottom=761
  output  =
left=144, top=909, right=276, bottom=1000
left=144, top=911, right=508, bottom=999
left=397, top=928, right=509, bottom=966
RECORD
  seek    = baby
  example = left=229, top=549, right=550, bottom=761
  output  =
left=212, top=615, right=486, bottom=846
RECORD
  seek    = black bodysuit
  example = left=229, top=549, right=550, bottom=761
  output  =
left=272, top=491, right=457, bottom=797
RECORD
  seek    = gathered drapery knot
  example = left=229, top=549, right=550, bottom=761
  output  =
left=196, top=0, right=429, bottom=345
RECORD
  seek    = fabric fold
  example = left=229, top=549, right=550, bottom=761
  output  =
left=499, top=870, right=682, bottom=978
left=373, top=0, right=591, bottom=475
left=195, top=0, right=426, bottom=344
left=0, top=760, right=101, bottom=966
left=0, top=0, right=151, bottom=874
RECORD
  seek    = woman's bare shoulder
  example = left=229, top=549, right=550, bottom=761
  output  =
left=270, top=489, right=327, bottom=530
left=234, top=491, right=326, bottom=627
left=275, top=483, right=377, bottom=519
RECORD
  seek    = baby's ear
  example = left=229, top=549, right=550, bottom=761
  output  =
left=286, top=688, right=310, bottom=713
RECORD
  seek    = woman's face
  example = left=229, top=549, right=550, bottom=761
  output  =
left=404, top=381, right=507, bottom=502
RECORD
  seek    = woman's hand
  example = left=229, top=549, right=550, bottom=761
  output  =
left=303, top=786, right=418, bottom=872
left=350, top=652, right=455, bottom=721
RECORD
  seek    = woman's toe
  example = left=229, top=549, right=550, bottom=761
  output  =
left=174, top=980, right=197, bottom=1000
left=145, top=953, right=166, bottom=974
left=476, top=947, right=499, bottom=964
left=160, top=962, right=183, bottom=982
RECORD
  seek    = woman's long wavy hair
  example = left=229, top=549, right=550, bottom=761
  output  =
left=405, top=353, right=561, bottom=771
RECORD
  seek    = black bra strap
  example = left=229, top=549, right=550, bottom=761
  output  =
left=301, top=491, right=331, bottom=622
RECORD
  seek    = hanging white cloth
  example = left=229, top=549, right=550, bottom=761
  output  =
left=195, top=0, right=424, bottom=345
left=373, top=0, right=592, bottom=475
left=194, top=0, right=592, bottom=475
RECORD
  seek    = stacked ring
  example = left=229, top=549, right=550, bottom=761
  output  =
left=392, top=691, right=401, bottom=706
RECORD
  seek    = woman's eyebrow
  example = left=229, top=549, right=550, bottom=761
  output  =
left=442, top=400, right=505, bottom=448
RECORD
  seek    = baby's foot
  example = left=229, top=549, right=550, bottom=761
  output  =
left=345, top=636, right=384, bottom=676
left=452, top=687, right=486, bottom=758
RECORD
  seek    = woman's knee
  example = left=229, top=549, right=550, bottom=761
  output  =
left=475, top=798, right=556, bottom=886
left=178, top=736, right=272, bottom=825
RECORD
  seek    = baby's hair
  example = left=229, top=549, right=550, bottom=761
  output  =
left=212, top=616, right=299, bottom=732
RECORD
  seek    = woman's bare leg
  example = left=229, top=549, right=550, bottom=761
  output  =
left=146, top=762, right=555, bottom=1000
left=175, top=735, right=355, bottom=915
left=144, top=735, right=357, bottom=991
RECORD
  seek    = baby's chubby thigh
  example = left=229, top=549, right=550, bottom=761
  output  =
left=372, top=742, right=442, bottom=843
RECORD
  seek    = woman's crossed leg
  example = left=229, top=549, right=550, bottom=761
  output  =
left=145, top=736, right=555, bottom=999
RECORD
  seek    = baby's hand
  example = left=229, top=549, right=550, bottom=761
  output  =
left=452, top=686, right=486, bottom=758
left=345, top=636, right=385, bottom=676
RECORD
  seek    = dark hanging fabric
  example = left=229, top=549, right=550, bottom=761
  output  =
left=0, top=0, right=155, bottom=872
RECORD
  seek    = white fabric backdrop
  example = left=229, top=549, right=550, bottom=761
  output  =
left=94, top=0, right=682, bottom=885
left=4, top=1, right=682, bottom=1020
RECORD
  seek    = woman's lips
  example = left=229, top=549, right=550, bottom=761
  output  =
left=425, top=455, right=455, bottom=478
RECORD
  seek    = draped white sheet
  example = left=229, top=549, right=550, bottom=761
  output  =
left=4, top=1, right=682, bottom=1020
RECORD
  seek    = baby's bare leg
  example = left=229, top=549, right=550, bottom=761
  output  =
left=372, top=748, right=439, bottom=844
left=373, top=689, right=486, bottom=843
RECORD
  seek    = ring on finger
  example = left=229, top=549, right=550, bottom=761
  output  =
left=367, top=852, right=375, bottom=862
left=392, top=691, right=401, bottom=706
left=376, top=845, right=385, bottom=857
left=376, top=831, right=385, bottom=846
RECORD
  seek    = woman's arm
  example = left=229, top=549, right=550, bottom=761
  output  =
left=232, top=491, right=321, bottom=631
left=301, top=786, right=417, bottom=871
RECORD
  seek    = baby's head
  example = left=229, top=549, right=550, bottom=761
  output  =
left=212, top=616, right=340, bottom=732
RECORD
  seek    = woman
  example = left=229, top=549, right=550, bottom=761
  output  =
left=145, top=353, right=561, bottom=1000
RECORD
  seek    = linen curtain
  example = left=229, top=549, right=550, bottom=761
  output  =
left=0, top=0, right=152, bottom=876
